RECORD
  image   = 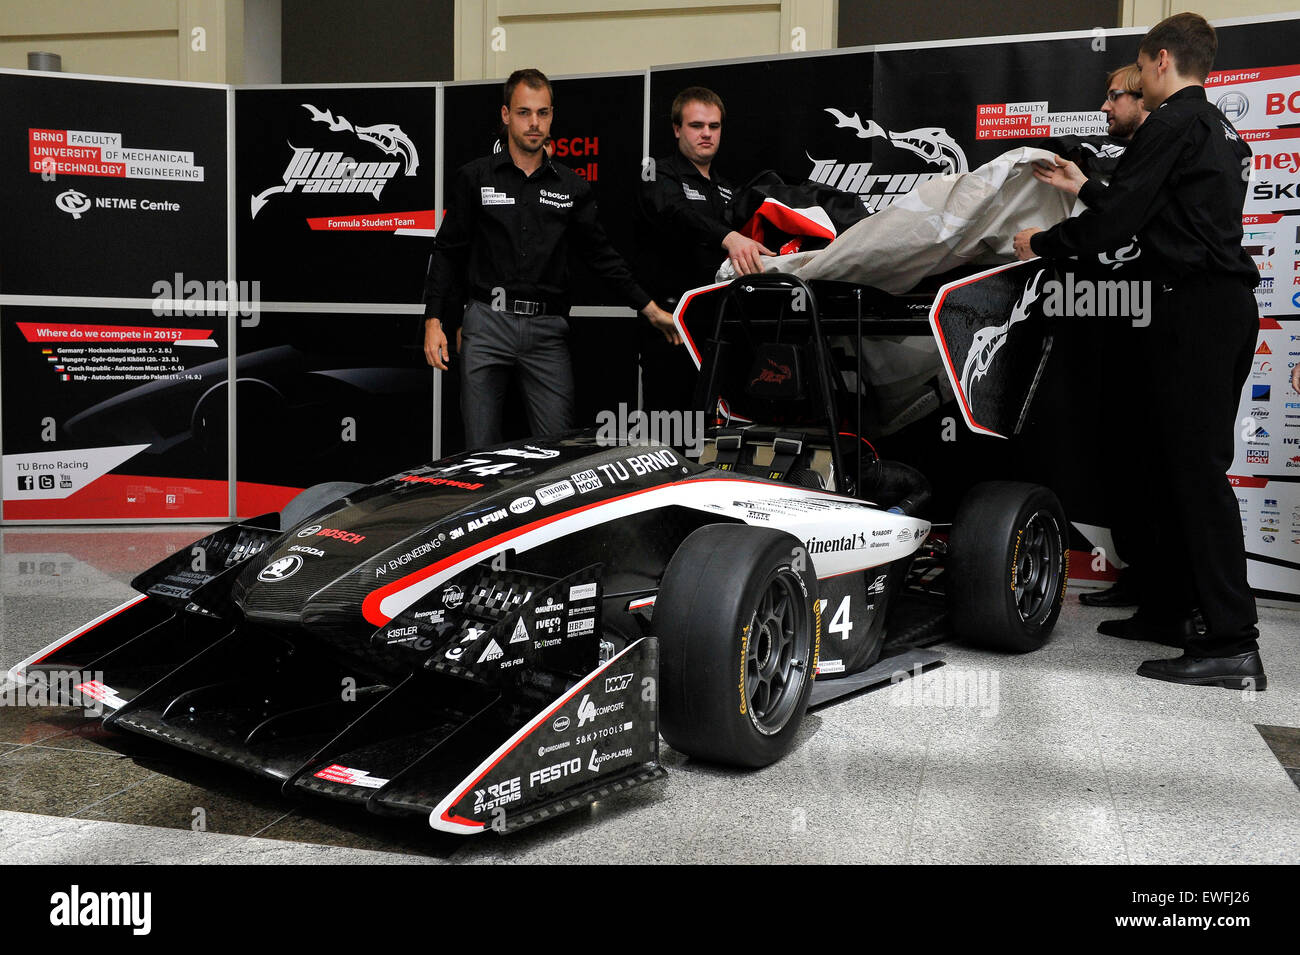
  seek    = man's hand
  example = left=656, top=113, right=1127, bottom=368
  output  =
left=1013, top=228, right=1042, bottom=262
left=1032, top=155, right=1087, bottom=196
left=642, top=302, right=681, bottom=345
left=721, top=231, right=775, bottom=276
left=424, top=317, right=450, bottom=370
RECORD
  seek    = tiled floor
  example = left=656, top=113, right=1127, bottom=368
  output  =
left=2, top=523, right=1299, bottom=864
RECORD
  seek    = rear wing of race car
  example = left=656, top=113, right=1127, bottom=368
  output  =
left=673, top=261, right=1053, bottom=441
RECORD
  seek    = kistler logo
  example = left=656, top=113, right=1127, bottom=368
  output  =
left=55, top=189, right=90, bottom=219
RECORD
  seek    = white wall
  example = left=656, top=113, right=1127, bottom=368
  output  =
left=454, top=0, right=838, bottom=80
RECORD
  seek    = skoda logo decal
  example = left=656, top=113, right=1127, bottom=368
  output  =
left=1216, top=91, right=1248, bottom=121
left=55, top=189, right=91, bottom=219
left=258, top=555, right=303, bottom=582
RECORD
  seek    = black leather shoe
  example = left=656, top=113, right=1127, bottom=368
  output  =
left=1137, top=651, right=1267, bottom=690
left=1097, top=615, right=1185, bottom=649
left=1079, top=581, right=1140, bottom=607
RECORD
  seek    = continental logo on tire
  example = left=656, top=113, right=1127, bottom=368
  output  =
left=1059, top=535, right=1070, bottom=602
left=1010, top=528, right=1022, bottom=592
left=811, top=597, right=822, bottom=679
left=738, top=623, right=750, bottom=715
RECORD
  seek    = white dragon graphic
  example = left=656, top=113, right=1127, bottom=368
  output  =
left=959, top=268, right=1045, bottom=398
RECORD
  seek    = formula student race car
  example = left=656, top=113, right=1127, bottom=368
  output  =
left=8, top=267, right=1067, bottom=835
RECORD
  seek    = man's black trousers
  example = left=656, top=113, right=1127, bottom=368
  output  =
left=1126, top=274, right=1260, bottom=655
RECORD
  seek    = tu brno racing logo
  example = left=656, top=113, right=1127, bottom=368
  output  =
left=250, top=104, right=420, bottom=218
left=807, top=108, right=969, bottom=212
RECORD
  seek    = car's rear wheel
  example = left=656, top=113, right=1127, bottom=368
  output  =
left=655, top=525, right=819, bottom=767
left=279, top=481, right=365, bottom=530
left=947, top=481, right=1067, bottom=652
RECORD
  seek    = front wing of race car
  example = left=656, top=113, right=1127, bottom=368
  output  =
left=8, top=528, right=664, bottom=835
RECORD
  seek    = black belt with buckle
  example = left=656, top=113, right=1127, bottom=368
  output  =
left=474, top=292, right=553, bottom=316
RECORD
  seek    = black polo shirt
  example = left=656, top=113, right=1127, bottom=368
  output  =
left=634, top=151, right=735, bottom=307
left=1031, top=86, right=1259, bottom=285
left=424, top=148, right=650, bottom=328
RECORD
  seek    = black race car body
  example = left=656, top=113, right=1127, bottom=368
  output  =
left=9, top=263, right=1069, bottom=835
left=9, top=432, right=933, bottom=834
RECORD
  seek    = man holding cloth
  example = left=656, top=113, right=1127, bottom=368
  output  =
left=1015, top=13, right=1265, bottom=689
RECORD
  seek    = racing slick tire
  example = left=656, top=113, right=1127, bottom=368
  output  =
left=947, top=481, right=1067, bottom=653
left=656, top=525, right=819, bottom=768
left=279, top=481, right=365, bottom=530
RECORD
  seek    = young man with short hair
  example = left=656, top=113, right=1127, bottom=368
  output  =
left=633, top=86, right=772, bottom=417
left=1014, top=13, right=1264, bottom=689
left=424, top=68, right=678, bottom=447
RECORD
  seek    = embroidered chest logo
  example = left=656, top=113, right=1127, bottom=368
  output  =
left=481, top=186, right=515, bottom=206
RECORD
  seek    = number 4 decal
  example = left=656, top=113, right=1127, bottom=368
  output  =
left=434, top=458, right=516, bottom=477
left=830, top=595, right=852, bottom=641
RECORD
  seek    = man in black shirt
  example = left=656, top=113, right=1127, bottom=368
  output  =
left=1041, top=65, right=1150, bottom=611
left=634, top=87, right=772, bottom=415
left=423, top=69, right=678, bottom=447
left=1014, top=13, right=1265, bottom=689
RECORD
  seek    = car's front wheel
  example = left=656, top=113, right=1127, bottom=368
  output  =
left=655, top=525, right=819, bottom=767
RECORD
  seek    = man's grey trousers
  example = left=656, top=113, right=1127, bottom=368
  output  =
left=459, top=298, right=576, bottom=448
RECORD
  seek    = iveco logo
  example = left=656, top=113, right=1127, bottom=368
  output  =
left=1216, top=91, right=1249, bottom=121
left=297, top=524, right=323, bottom=538
left=258, top=555, right=303, bottom=582
left=55, top=189, right=91, bottom=219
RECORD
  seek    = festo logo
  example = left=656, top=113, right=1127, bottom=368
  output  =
left=55, top=189, right=91, bottom=219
